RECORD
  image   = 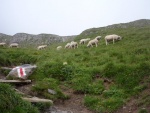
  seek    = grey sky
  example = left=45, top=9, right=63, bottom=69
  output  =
left=0, top=0, right=150, bottom=36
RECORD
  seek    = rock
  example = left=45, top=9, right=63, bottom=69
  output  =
left=0, top=33, right=76, bottom=47
left=48, top=89, right=57, bottom=95
left=6, top=64, right=37, bottom=80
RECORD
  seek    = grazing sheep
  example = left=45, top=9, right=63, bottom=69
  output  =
left=87, top=36, right=101, bottom=47
left=0, top=42, right=6, bottom=47
left=79, top=38, right=90, bottom=44
left=9, top=43, right=19, bottom=48
left=37, top=45, right=47, bottom=50
left=56, top=46, right=62, bottom=50
left=105, top=34, right=122, bottom=45
left=65, top=43, right=71, bottom=49
left=69, top=41, right=78, bottom=49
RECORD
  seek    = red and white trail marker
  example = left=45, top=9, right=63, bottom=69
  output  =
left=17, top=68, right=26, bottom=78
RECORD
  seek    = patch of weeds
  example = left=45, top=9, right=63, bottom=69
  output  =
left=137, top=94, right=150, bottom=107
left=102, top=62, right=122, bottom=78
left=38, top=61, right=75, bottom=81
left=0, top=83, right=39, bottom=113
left=32, top=78, right=68, bottom=101
left=71, top=74, right=92, bottom=93
left=84, top=96, right=99, bottom=107
left=103, top=88, right=126, bottom=99
left=87, top=80, right=105, bottom=95
left=0, top=68, right=10, bottom=76
left=138, top=108, right=148, bottom=113
left=133, top=84, right=147, bottom=94
left=101, top=97, right=124, bottom=112
left=33, top=102, right=52, bottom=112
left=137, top=62, right=150, bottom=76
left=84, top=95, right=124, bottom=113
left=84, top=95, right=101, bottom=111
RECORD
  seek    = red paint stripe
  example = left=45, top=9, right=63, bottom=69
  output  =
left=20, top=68, right=23, bottom=77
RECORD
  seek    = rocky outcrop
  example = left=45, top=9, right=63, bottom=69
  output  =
left=0, top=33, right=76, bottom=47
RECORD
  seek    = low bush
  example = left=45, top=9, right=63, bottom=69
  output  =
left=34, top=61, right=75, bottom=81
left=32, top=78, right=68, bottom=100
left=0, top=83, right=39, bottom=113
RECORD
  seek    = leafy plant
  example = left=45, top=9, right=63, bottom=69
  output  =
left=0, top=83, right=39, bottom=113
left=32, top=78, right=68, bottom=100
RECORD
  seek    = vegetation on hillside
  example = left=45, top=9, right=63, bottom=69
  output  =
left=0, top=20, right=150, bottom=112
left=0, top=83, right=39, bottom=113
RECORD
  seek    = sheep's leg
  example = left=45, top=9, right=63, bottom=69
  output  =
left=95, top=43, right=97, bottom=47
left=91, top=44, right=93, bottom=47
left=113, top=39, right=115, bottom=44
left=105, top=40, right=108, bottom=45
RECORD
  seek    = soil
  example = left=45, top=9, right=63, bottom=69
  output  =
left=0, top=73, right=150, bottom=113
left=52, top=85, right=94, bottom=113
left=16, top=83, right=94, bottom=113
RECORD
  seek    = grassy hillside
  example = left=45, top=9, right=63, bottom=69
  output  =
left=0, top=21, right=150, bottom=112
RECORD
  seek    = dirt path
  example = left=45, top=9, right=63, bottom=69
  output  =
left=15, top=81, right=94, bottom=113
left=1, top=72, right=149, bottom=113
left=50, top=85, right=94, bottom=113
left=16, top=84, right=94, bottom=113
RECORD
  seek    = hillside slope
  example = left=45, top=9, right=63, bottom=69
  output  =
left=75, top=19, right=150, bottom=41
left=0, top=19, right=150, bottom=113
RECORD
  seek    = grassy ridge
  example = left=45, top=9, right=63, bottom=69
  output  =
left=0, top=26, right=150, bottom=113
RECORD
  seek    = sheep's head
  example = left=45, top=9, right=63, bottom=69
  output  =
left=95, top=36, right=101, bottom=40
left=118, top=36, right=122, bottom=40
left=87, top=44, right=91, bottom=47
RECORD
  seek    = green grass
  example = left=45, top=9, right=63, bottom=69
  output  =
left=0, top=83, right=39, bottom=113
left=32, top=78, right=68, bottom=100
left=0, top=26, right=150, bottom=112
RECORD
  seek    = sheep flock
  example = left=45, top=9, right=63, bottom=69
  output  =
left=0, top=34, right=122, bottom=50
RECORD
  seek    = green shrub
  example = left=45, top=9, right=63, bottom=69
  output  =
left=0, top=49, right=37, bottom=66
left=84, top=96, right=101, bottom=111
left=35, top=61, right=75, bottom=81
left=32, top=78, right=68, bottom=100
left=0, top=83, right=39, bottom=113
left=102, top=97, right=124, bottom=112
left=33, top=102, right=51, bottom=112
left=87, top=80, right=104, bottom=95
left=103, top=89, right=126, bottom=98
left=138, top=108, right=148, bottom=113
left=102, top=62, right=118, bottom=78
left=71, top=75, right=91, bottom=93
left=133, top=84, right=147, bottom=94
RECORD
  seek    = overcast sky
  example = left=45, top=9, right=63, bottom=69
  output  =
left=0, top=0, right=150, bottom=36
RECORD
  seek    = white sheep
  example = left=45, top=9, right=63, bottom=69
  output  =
left=79, top=38, right=90, bottom=44
left=65, top=43, right=71, bottom=49
left=69, top=41, right=78, bottom=49
left=37, top=45, right=47, bottom=50
left=56, top=46, right=62, bottom=50
left=9, top=43, right=19, bottom=48
left=87, top=36, right=101, bottom=47
left=0, top=42, right=6, bottom=47
left=105, top=34, right=122, bottom=45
